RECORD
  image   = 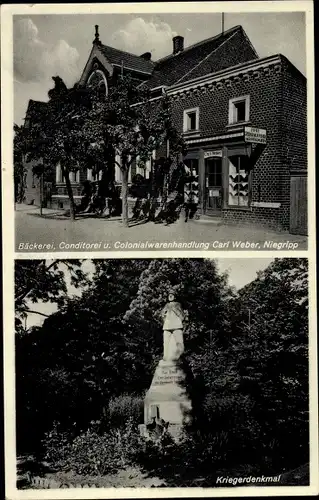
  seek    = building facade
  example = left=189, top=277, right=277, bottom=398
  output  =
left=21, top=24, right=307, bottom=233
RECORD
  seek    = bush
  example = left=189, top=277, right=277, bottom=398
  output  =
left=42, top=421, right=73, bottom=465
left=43, top=418, right=142, bottom=476
left=134, top=430, right=226, bottom=480
left=106, top=394, right=144, bottom=429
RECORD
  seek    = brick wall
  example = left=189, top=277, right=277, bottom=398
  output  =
left=169, top=57, right=307, bottom=230
left=280, top=57, right=307, bottom=229
left=282, top=56, right=307, bottom=171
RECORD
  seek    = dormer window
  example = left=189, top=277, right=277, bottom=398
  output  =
left=229, top=96, right=250, bottom=125
left=183, top=107, right=199, bottom=133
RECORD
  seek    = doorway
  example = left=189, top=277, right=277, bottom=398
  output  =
left=205, top=157, right=222, bottom=215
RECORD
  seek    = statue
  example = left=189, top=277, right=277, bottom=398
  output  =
left=161, top=290, right=188, bottom=361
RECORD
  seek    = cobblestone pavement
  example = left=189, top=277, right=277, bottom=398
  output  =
left=15, top=204, right=307, bottom=253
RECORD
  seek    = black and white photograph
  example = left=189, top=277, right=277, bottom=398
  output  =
left=13, top=257, right=310, bottom=489
left=1, top=2, right=318, bottom=499
left=10, top=4, right=312, bottom=252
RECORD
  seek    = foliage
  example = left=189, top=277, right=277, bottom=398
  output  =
left=17, top=72, right=186, bottom=224
left=82, top=75, right=186, bottom=226
left=124, top=258, right=234, bottom=373
left=18, top=78, right=92, bottom=219
left=107, top=394, right=144, bottom=429
left=14, top=124, right=27, bottom=203
left=16, top=258, right=309, bottom=475
left=232, top=258, right=309, bottom=470
left=15, top=259, right=87, bottom=331
left=43, top=418, right=141, bottom=476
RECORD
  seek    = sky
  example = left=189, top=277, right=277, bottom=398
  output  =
left=13, top=11, right=306, bottom=125
left=25, top=257, right=274, bottom=328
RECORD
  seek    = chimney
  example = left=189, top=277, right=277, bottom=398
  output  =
left=140, top=52, right=152, bottom=61
left=173, top=35, right=184, bottom=55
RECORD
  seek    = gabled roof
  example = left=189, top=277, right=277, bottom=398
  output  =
left=144, top=25, right=257, bottom=89
left=98, top=44, right=155, bottom=75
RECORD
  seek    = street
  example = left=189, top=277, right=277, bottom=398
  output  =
left=15, top=204, right=307, bottom=253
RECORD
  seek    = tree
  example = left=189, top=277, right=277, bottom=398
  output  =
left=232, top=258, right=309, bottom=470
left=22, top=77, right=92, bottom=220
left=124, top=259, right=234, bottom=379
left=82, top=75, right=186, bottom=226
left=15, top=259, right=151, bottom=451
left=13, top=124, right=27, bottom=203
left=15, top=259, right=87, bottom=333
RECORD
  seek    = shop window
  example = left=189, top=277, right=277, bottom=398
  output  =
left=228, top=96, right=250, bottom=124
left=183, top=158, right=199, bottom=202
left=228, top=155, right=250, bottom=207
left=183, top=107, right=199, bottom=132
left=184, top=158, right=199, bottom=177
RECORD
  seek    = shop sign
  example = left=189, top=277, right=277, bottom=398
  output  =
left=244, top=127, right=267, bottom=144
left=209, top=189, right=220, bottom=197
left=204, top=150, right=223, bottom=158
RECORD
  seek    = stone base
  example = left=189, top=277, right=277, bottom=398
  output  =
left=143, top=358, right=193, bottom=437
left=139, top=422, right=185, bottom=443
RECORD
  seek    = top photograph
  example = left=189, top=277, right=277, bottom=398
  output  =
left=13, top=9, right=311, bottom=252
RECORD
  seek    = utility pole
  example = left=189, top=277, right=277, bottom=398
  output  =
left=221, top=13, right=225, bottom=34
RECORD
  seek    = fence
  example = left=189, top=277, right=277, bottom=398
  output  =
left=290, top=171, right=308, bottom=235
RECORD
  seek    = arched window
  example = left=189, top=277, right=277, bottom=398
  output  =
left=87, top=69, right=108, bottom=98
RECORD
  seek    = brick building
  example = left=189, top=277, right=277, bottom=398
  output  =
left=21, top=24, right=307, bottom=233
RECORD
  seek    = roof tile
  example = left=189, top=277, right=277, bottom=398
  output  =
left=98, top=44, right=155, bottom=75
left=144, top=26, right=253, bottom=89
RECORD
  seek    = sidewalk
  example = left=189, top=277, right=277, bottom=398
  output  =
left=15, top=204, right=307, bottom=252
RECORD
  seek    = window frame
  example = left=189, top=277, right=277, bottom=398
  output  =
left=228, top=95, right=250, bottom=125
left=87, top=69, right=108, bottom=97
left=226, top=153, right=252, bottom=210
left=56, top=164, right=80, bottom=184
left=183, top=107, right=200, bottom=133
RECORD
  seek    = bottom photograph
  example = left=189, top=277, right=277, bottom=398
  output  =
left=14, top=257, right=309, bottom=489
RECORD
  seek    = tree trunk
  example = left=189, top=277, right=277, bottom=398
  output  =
left=121, top=168, right=129, bottom=227
left=63, top=167, right=76, bottom=221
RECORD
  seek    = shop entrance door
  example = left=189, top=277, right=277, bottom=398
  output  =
left=205, top=157, right=222, bottom=215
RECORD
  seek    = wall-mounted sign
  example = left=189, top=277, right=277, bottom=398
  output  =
left=244, top=127, right=267, bottom=144
left=204, top=150, right=223, bottom=158
left=209, top=189, right=220, bottom=197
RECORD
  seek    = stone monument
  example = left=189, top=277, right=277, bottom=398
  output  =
left=140, top=291, right=193, bottom=441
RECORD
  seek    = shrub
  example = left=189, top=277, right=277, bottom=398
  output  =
left=42, top=421, right=73, bottom=465
left=106, top=394, right=144, bottom=429
left=42, top=418, right=142, bottom=476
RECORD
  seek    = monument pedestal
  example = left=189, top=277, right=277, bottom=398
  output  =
left=141, top=359, right=193, bottom=441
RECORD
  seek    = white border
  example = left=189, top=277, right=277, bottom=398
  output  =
left=1, top=1, right=317, bottom=499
